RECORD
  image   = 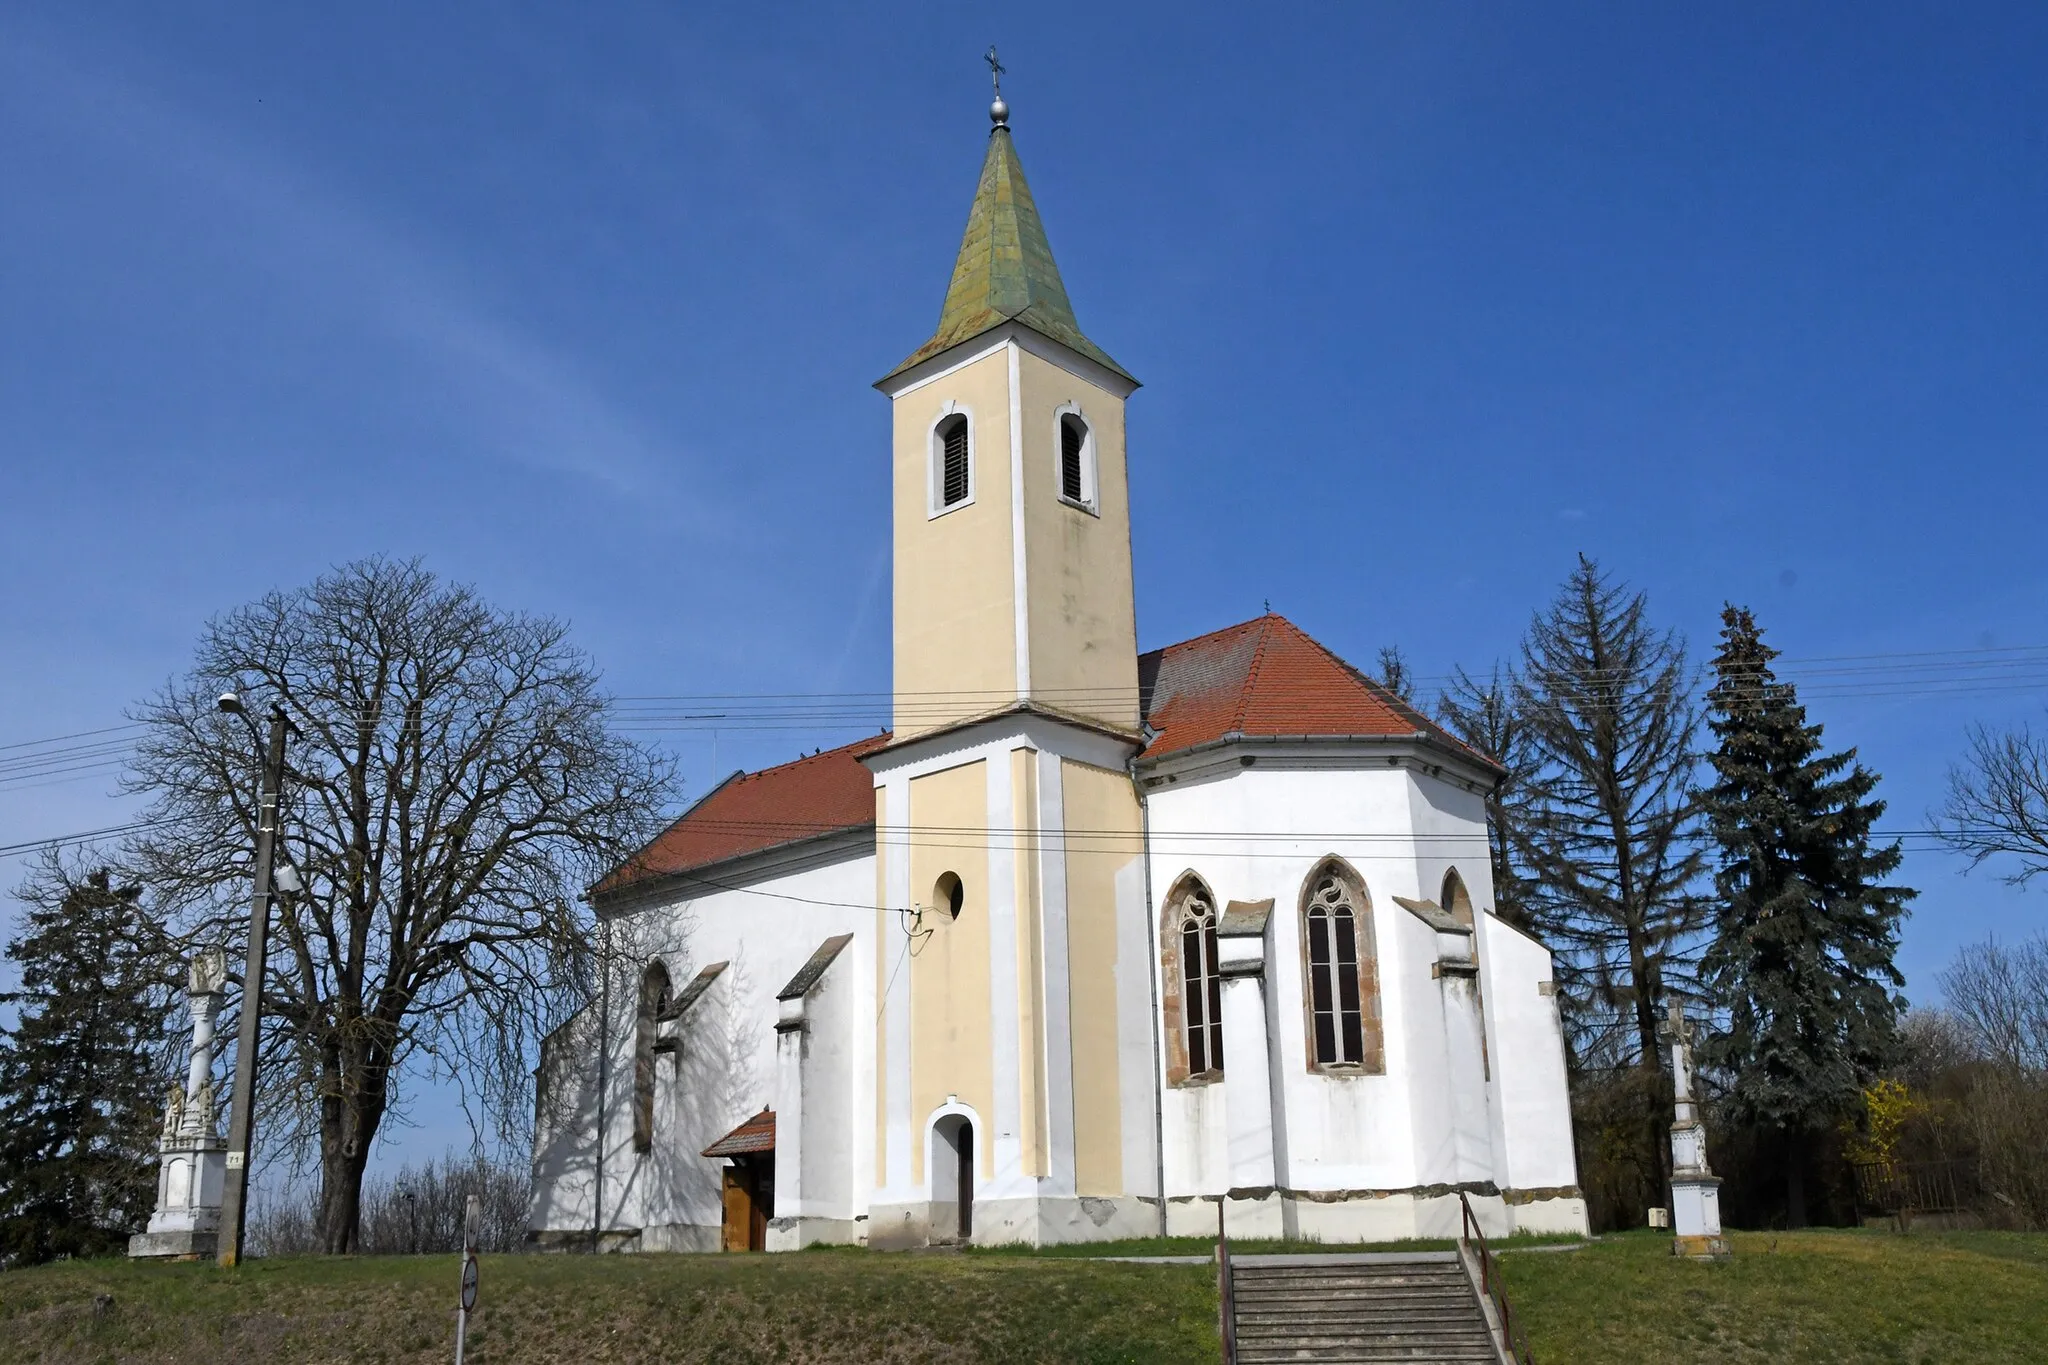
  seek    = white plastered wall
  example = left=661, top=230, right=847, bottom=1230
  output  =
left=525, top=841, right=876, bottom=1251
left=1143, top=756, right=1586, bottom=1241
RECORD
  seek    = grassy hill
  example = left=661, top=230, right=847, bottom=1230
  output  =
left=3, top=1229, right=2044, bottom=1363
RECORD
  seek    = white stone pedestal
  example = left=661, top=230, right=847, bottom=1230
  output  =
left=131, top=952, right=229, bottom=1260
left=1661, top=1002, right=1730, bottom=1261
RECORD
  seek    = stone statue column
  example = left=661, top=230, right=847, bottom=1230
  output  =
left=1660, top=1000, right=1730, bottom=1260
left=179, top=951, right=226, bottom=1139
left=130, top=949, right=231, bottom=1259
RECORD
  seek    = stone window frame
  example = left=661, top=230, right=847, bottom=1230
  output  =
left=1441, top=867, right=1489, bottom=1080
left=632, top=958, right=673, bottom=1154
left=1159, top=872, right=1224, bottom=1087
left=1298, top=857, right=1386, bottom=1076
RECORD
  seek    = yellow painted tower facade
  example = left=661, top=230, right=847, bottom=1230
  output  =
left=878, top=110, right=1142, bottom=742
left=865, top=96, right=1156, bottom=1247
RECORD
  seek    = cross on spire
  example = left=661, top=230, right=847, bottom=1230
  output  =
left=1659, top=998, right=1697, bottom=1103
left=986, top=46, right=1010, bottom=128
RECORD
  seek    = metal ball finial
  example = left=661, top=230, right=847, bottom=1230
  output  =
left=990, top=95, right=1009, bottom=127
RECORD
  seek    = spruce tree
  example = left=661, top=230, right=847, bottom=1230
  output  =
left=1516, top=557, right=1706, bottom=1229
left=1698, top=606, right=1912, bottom=1226
left=0, top=867, right=175, bottom=1264
left=1436, top=663, right=1539, bottom=931
left=1517, top=555, right=1708, bottom=1068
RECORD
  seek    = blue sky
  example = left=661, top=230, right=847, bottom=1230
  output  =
left=4, top=4, right=2046, bottom=1166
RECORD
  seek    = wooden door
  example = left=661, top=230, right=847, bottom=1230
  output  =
left=720, top=1157, right=775, bottom=1252
left=721, top=1168, right=752, bottom=1252
left=749, top=1155, right=773, bottom=1251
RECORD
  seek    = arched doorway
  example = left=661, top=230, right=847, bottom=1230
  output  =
left=929, top=1114, right=974, bottom=1243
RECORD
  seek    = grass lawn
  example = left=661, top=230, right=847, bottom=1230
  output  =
left=3, top=1228, right=2045, bottom=1364
left=1501, top=1228, right=2048, bottom=1364
left=0, top=1249, right=1218, bottom=1364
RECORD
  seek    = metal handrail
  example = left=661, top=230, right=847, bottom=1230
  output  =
left=1458, top=1191, right=1534, bottom=1365
left=1217, top=1195, right=1238, bottom=1365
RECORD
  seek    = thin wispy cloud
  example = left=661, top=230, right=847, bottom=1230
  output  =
left=0, top=19, right=697, bottom=504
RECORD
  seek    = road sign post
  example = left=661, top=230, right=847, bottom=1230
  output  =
left=455, top=1194, right=481, bottom=1365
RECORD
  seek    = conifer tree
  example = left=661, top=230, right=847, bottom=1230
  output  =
left=1517, top=555, right=1708, bottom=1067
left=0, top=866, right=176, bottom=1264
left=1436, top=663, right=1539, bottom=931
left=1515, top=557, right=1708, bottom=1229
left=1698, top=606, right=1912, bottom=1226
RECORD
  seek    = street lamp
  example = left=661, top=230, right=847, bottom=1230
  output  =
left=214, top=690, right=293, bottom=1268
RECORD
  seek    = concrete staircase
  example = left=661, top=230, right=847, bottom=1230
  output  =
left=1227, top=1252, right=1506, bottom=1363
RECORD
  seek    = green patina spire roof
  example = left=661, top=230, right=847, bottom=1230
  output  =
left=884, top=122, right=1133, bottom=384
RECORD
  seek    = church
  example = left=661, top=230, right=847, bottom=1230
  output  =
left=525, top=89, right=1586, bottom=1253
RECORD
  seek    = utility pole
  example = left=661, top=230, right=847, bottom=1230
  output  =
left=216, top=697, right=291, bottom=1268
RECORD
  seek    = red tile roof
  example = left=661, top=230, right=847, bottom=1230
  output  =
left=702, top=1108, right=775, bottom=1158
left=592, top=734, right=889, bottom=899
left=595, top=615, right=1495, bottom=898
left=1137, top=614, right=1497, bottom=769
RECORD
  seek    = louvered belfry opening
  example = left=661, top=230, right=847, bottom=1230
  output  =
left=939, top=415, right=970, bottom=507
left=1060, top=414, right=1086, bottom=503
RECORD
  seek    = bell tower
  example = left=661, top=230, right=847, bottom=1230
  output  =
left=876, top=86, right=1141, bottom=743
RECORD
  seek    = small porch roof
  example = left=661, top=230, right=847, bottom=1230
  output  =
left=701, top=1108, right=776, bottom=1159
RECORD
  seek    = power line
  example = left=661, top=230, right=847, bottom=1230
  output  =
left=4, top=639, right=2047, bottom=793
left=0, top=820, right=165, bottom=860
left=1, top=808, right=1986, bottom=869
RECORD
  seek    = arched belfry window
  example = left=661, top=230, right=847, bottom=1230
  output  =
left=1057, top=411, right=1095, bottom=512
left=933, top=413, right=972, bottom=513
left=1161, top=876, right=1223, bottom=1083
left=633, top=960, right=673, bottom=1154
left=1301, top=861, right=1384, bottom=1073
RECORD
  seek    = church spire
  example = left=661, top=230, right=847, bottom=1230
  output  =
left=883, top=72, right=1133, bottom=385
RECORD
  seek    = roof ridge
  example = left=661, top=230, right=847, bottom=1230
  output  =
left=1302, top=629, right=1502, bottom=771
left=1140, top=612, right=1275, bottom=662
left=1280, top=616, right=1431, bottom=730
left=732, top=731, right=892, bottom=784
left=1230, top=614, right=1280, bottom=738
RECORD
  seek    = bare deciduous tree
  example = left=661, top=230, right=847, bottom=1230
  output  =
left=1940, top=722, right=2048, bottom=887
left=1939, top=937, right=2048, bottom=1072
left=1933, top=937, right=2048, bottom=1227
left=126, top=557, right=674, bottom=1253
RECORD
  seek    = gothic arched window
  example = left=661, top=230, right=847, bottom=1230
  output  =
left=1161, top=876, right=1223, bottom=1083
left=1301, top=862, right=1384, bottom=1073
left=633, top=960, right=673, bottom=1154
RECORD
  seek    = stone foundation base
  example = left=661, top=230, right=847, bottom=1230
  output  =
left=128, top=1229, right=218, bottom=1260
left=639, top=1222, right=719, bottom=1253
left=766, top=1215, right=862, bottom=1252
left=524, top=1187, right=1593, bottom=1255
left=1164, top=1186, right=1591, bottom=1243
left=1673, top=1233, right=1732, bottom=1260
left=521, top=1227, right=649, bottom=1253
left=868, top=1194, right=1161, bottom=1250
